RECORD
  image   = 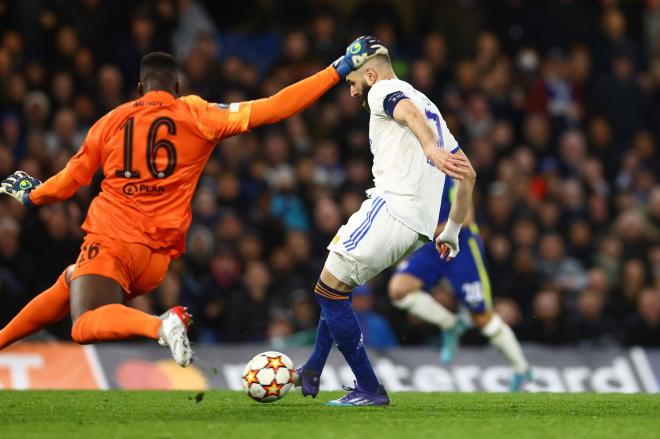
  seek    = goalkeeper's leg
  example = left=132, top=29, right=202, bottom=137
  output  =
left=68, top=274, right=192, bottom=367
left=69, top=275, right=160, bottom=342
left=0, top=265, right=73, bottom=350
left=68, top=235, right=191, bottom=366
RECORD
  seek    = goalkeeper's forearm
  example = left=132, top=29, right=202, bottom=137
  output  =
left=28, top=168, right=81, bottom=206
left=247, top=66, right=339, bottom=128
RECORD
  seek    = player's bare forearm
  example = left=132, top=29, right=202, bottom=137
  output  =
left=248, top=66, right=339, bottom=128
left=436, top=150, right=476, bottom=260
left=448, top=150, right=476, bottom=225
left=393, top=100, right=437, bottom=153
left=29, top=168, right=81, bottom=205
left=392, top=100, right=469, bottom=180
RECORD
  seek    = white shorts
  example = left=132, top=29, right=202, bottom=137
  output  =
left=325, top=195, right=428, bottom=287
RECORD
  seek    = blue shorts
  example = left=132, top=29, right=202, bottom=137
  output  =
left=395, top=225, right=492, bottom=313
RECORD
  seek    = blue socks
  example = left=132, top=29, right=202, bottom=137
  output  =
left=307, top=279, right=380, bottom=393
left=304, top=312, right=333, bottom=373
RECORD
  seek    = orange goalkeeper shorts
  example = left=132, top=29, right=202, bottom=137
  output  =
left=70, top=233, right=171, bottom=297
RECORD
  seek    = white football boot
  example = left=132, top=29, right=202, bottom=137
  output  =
left=158, top=306, right=193, bottom=367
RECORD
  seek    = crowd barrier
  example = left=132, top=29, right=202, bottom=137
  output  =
left=1, top=342, right=658, bottom=392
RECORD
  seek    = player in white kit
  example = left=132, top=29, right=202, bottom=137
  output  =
left=295, top=36, right=476, bottom=406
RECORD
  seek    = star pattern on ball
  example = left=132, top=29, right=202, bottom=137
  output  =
left=265, top=355, right=285, bottom=373
left=243, top=369, right=259, bottom=386
left=289, top=369, right=295, bottom=384
left=263, top=379, right=284, bottom=397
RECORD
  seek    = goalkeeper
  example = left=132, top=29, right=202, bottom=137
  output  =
left=0, top=49, right=376, bottom=364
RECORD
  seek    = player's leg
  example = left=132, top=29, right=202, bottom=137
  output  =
left=68, top=237, right=192, bottom=366
left=470, top=309, right=531, bottom=391
left=389, top=244, right=458, bottom=330
left=316, top=263, right=387, bottom=406
left=70, top=278, right=192, bottom=366
left=389, top=247, right=467, bottom=364
left=320, top=198, right=426, bottom=406
left=69, top=274, right=162, bottom=342
left=296, top=311, right=333, bottom=397
left=297, top=197, right=383, bottom=399
left=0, top=265, right=74, bottom=350
left=300, top=196, right=395, bottom=404
left=134, top=251, right=192, bottom=366
left=456, top=232, right=531, bottom=390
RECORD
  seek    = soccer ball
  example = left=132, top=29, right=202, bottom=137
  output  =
left=242, top=351, right=295, bottom=403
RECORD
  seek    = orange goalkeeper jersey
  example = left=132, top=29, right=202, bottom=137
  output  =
left=67, top=91, right=251, bottom=257
left=30, top=66, right=339, bottom=257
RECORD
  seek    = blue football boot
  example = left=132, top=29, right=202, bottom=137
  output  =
left=440, top=319, right=466, bottom=364
left=327, top=382, right=390, bottom=407
left=293, top=367, right=321, bottom=398
left=509, top=369, right=533, bottom=392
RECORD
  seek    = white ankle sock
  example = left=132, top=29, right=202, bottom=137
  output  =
left=482, top=314, right=529, bottom=373
left=393, top=291, right=457, bottom=329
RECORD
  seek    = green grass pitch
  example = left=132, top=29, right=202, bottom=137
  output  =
left=1, top=391, right=659, bottom=438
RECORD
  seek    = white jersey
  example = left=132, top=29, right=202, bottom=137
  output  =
left=366, top=78, right=459, bottom=239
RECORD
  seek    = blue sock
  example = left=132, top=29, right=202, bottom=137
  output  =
left=314, top=280, right=380, bottom=393
left=304, top=312, right=333, bottom=373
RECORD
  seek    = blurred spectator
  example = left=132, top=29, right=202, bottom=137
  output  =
left=645, top=187, right=660, bottom=239
left=45, top=108, right=84, bottom=155
left=624, top=288, right=660, bottom=346
left=0, top=0, right=658, bottom=347
left=172, top=0, right=216, bottom=60
left=226, top=261, right=272, bottom=342
left=494, top=297, right=523, bottom=332
left=645, top=0, right=660, bottom=59
left=352, top=284, right=398, bottom=349
left=522, top=289, right=573, bottom=345
left=591, top=51, right=645, bottom=145
left=0, top=216, right=31, bottom=287
left=527, top=49, right=573, bottom=122
left=537, top=233, right=587, bottom=293
left=288, top=289, right=316, bottom=332
left=266, top=307, right=295, bottom=348
left=0, top=266, right=22, bottom=326
left=569, top=288, right=618, bottom=346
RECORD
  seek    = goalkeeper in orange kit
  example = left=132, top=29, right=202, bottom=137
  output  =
left=0, top=50, right=365, bottom=365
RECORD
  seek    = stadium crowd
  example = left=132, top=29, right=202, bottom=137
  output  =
left=0, top=0, right=659, bottom=348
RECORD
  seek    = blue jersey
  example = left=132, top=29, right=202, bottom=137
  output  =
left=437, top=177, right=454, bottom=224
left=396, top=177, right=492, bottom=313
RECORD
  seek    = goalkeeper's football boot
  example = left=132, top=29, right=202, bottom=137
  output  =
left=292, top=367, right=321, bottom=398
left=440, top=319, right=466, bottom=364
left=327, top=382, right=390, bottom=406
left=509, top=369, right=533, bottom=392
left=157, top=306, right=191, bottom=346
left=158, top=306, right=193, bottom=367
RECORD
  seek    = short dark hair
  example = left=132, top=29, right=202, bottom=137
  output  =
left=140, top=52, right=177, bottom=84
left=369, top=53, right=392, bottom=66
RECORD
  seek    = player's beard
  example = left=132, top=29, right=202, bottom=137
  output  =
left=360, top=81, right=372, bottom=112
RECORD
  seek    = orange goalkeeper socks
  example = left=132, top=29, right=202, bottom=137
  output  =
left=70, top=304, right=161, bottom=344
left=0, top=267, right=71, bottom=350
left=0, top=269, right=162, bottom=347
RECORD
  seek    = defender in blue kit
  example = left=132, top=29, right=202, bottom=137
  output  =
left=389, top=177, right=533, bottom=391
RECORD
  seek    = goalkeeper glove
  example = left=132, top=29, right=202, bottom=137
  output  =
left=0, top=171, right=42, bottom=206
left=436, top=218, right=461, bottom=261
left=332, top=35, right=389, bottom=79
